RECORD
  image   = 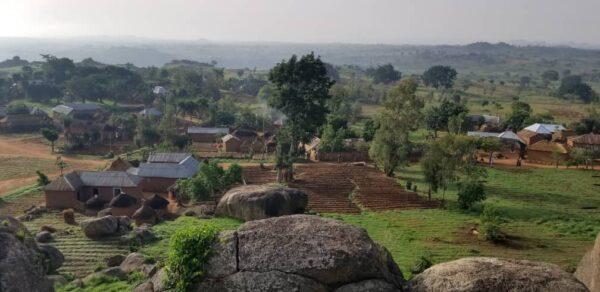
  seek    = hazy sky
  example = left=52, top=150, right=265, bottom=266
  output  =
left=1, top=0, right=600, bottom=44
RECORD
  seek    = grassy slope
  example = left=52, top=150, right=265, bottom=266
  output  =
left=330, top=165, right=599, bottom=278
left=0, top=155, right=56, bottom=181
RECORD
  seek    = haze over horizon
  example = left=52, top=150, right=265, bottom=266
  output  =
left=2, top=0, right=600, bottom=46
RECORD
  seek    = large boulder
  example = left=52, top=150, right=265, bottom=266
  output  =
left=216, top=185, right=308, bottom=221
left=576, top=233, right=600, bottom=292
left=199, top=214, right=404, bottom=291
left=80, top=215, right=119, bottom=238
left=80, top=215, right=131, bottom=239
left=38, top=244, right=65, bottom=273
left=0, top=215, right=53, bottom=291
left=410, top=257, right=588, bottom=292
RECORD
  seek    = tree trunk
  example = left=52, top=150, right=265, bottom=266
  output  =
left=488, top=152, right=493, bottom=166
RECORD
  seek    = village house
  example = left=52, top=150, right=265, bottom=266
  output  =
left=468, top=114, right=501, bottom=131
left=526, top=140, right=570, bottom=165
left=44, top=171, right=143, bottom=211
left=127, top=152, right=200, bottom=193
left=568, top=133, right=600, bottom=152
left=52, top=103, right=104, bottom=121
left=468, top=130, right=526, bottom=161
left=220, top=128, right=266, bottom=153
left=0, top=111, right=50, bottom=133
left=187, top=126, right=229, bottom=143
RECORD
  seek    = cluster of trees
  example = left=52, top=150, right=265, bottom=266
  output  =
left=175, top=162, right=243, bottom=202
left=557, top=75, right=597, bottom=103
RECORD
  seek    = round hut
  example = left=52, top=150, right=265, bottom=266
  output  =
left=108, top=193, right=139, bottom=217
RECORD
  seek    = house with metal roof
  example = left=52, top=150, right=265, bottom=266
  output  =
left=51, top=103, right=104, bottom=120
left=44, top=171, right=143, bottom=211
left=138, top=107, right=163, bottom=118
left=127, top=153, right=200, bottom=193
left=524, top=123, right=566, bottom=134
left=187, top=126, right=230, bottom=143
left=568, top=133, right=600, bottom=152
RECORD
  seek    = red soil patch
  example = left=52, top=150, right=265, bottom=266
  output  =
left=243, top=162, right=437, bottom=214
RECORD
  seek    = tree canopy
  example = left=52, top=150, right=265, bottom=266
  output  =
left=422, top=65, right=458, bottom=89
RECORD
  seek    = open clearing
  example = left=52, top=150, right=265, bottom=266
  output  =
left=0, top=134, right=107, bottom=196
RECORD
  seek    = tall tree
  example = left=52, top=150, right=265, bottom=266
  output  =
left=268, top=53, right=334, bottom=181
left=369, top=79, right=424, bottom=176
left=368, top=64, right=401, bottom=84
left=41, top=128, right=59, bottom=153
left=422, top=65, right=458, bottom=89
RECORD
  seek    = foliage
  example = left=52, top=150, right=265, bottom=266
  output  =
left=56, top=275, right=131, bottom=292
left=36, top=170, right=50, bottom=186
left=456, top=177, right=486, bottom=210
left=480, top=205, right=505, bottom=243
left=541, top=70, right=559, bottom=82
left=558, top=75, right=597, bottom=103
left=5, top=101, right=30, bottom=114
left=422, top=65, right=458, bottom=89
left=165, top=223, right=220, bottom=291
left=268, top=53, right=333, bottom=180
left=41, top=128, right=59, bottom=152
left=319, top=124, right=347, bottom=152
left=410, top=254, right=433, bottom=276
left=362, top=119, right=378, bottom=142
left=175, top=161, right=243, bottom=202
left=370, top=79, right=424, bottom=176
left=425, top=99, right=469, bottom=135
left=367, top=64, right=401, bottom=84
left=134, top=117, right=161, bottom=147
left=504, top=99, right=532, bottom=130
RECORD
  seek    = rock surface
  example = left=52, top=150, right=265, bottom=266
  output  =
left=575, top=232, right=600, bottom=292
left=80, top=215, right=131, bottom=239
left=335, top=279, right=399, bottom=292
left=199, top=214, right=404, bottom=290
left=0, top=215, right=53, bottom=292
left=120, top=252, right=156, bottom=276
left=216, top=185, right=308, bottom=221
left=36, top=230, right=53, bottom=243
left=38, top=244, right=65, bottom=272
left=411, top=257, right=588, bottom=292
left=83, top=267, right=128, bottom=282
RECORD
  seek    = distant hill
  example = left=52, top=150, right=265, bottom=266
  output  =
left=1, top=38, right=600, bottom=74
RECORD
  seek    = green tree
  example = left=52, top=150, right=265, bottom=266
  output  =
left=478, top=137, right=502, bottom=165
left=362, top=119, right=378, bottom=142
left=5, top=101, right=29, bottom=114
left=422, top=65, right=458, bottom=89
left=41, top=128, right=59, bottom=153
left=541, top=70, right=559, bottom=82
left=369, top=79, right=424, bottom=176
left=41, top=55, right=75, bottom=85
left=558, top=75, right=597, bottom=103
left=457, top=177, right=486, bottom=210
left=424, top=99, right=469, bottom=136
left=504, top=99, right=532, bottom=130
left=268, top=53, right=334, bottom=181
left=36, top=170, right=50, bottom=186
left=368, top=64, right=401, bottom=84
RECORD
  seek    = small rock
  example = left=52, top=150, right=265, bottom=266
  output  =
left=35, top=231, right=53, bottom=243
left=80, top=216, right=119, bottom=239
left=120, top=253, right=146, bottom=273
left=335, top=279, right=399, bottom=292
left=184, top=210, right=196, bottom=216
left=150, top=268, right=167, bottom=292
left=70, top=279, right=84, bottom=288
left=97, top=208, right=113, bottom=217
left=105, top=254, right=126, bottom=267
left=128, top=225, right=158, bottom=245
left=133, top=281, right=154, bottom=292
left=38, top=244, right=65, bottom=272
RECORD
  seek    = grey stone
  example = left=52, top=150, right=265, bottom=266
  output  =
left=206, top=230, right=238, bottom=278
left=335, top=279, right=400, bottom=292
left=411, top=257, right=588, bottom=292
left=105, top=254, right=126, bottom=267
left=36, top=230, right=53, bottom=243
left=575, top=232, right=600, bottom=292
left=38, top=244, right=65, bottom=272
left=80, top=216, right=119, bottom=238
left=84, top=267, right=128, bottom=282
left=150, top=268, right=167, bottom=292
left=196, top=271, right=328, bottom=292
left=120, top=252, right=145, bottom=273
left=216, top=184, right=308, bottom=221
left=134, top=281, right=155, bottom=292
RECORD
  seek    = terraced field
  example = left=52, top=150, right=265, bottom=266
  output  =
left=243, top=162, right=436, bottom=213
left=23, top=213, right=130, bottom=277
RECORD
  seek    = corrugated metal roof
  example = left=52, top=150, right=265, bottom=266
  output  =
left=147, top=153, right=192, bottom=163
left=468, top=131, right=501, bottom=138
left=52, top=103, right=102, bottom=115
left=187, top=127, right=229, bottom=135
left=78, top=171, right=141, bottom=187
left=139, top=108, right=162, bottom=116
left=524, top=123, right=565, bottom=134
left=128, top=163, right=197, bottom=179
left=570, top=133, right=600, bottom=145
left=222, top=134, right=239, bottom=142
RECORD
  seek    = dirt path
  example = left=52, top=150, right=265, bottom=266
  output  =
left=0, top=135, right=107, bottom=196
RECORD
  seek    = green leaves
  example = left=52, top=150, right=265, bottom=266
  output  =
left=166, top=223, right=220, bottom=291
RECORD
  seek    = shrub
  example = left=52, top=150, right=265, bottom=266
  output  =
left=166, top=223, right=220, bottom=291
left=225, top=163, right=243, bottom=185
left=36, top=170, right=50, bottom=186
left=410, top=254, right=433, bottom=276
left=176, top=161, right=243, bottom=202
left=406, top=180, right=412, bottom=190
left=480, top=205, right=505, bottom=243
left=457, top=178, right=486, bottom=210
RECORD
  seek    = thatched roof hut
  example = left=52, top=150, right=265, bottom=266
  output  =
left=109, top=193, right=137, bottom=208
left=147, top=194, right=169, bottom=210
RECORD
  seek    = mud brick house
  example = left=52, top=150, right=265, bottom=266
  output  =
left=187, top=126, right=229, bottom=143
left=526, top=140, right=570, bottom=165
left=44, top=171, right=143, bottom=211
left=568, top=133, right=600, bottom=152
left=220, top=128, right=266, bottom=153
left=127, top=153, right=199, bottom=193
left=52, top=103, right=104, bottom=121
left=305, top=137, right=371, bottom=162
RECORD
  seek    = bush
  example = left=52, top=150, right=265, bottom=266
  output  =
left=225, top=163, right=243, bottom=185
left=176, top=161, right=243, bottom=202
left=406, top=180, right=412, bottom=190
left=410, top=254, right=433, bottom=276
left=36, top=170, right=50, bottom=186
left=457, top=178, right=486, bottom=210
left=166, top=223, right=220, bottom=291
left=480, top=205, right=505, bottom=243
